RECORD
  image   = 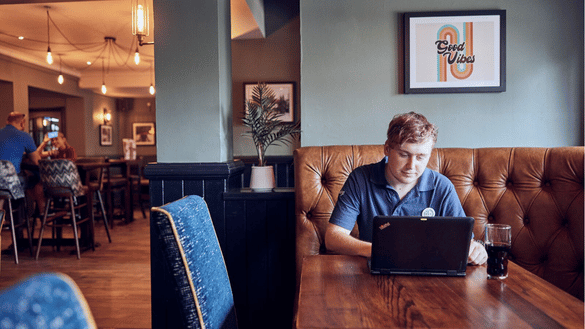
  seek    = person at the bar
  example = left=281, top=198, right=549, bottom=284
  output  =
left=325, top=111, right=487, bottom=265
left=0, top=112, right=46, bottom=216
left=38, top=132, right=77, bottom=160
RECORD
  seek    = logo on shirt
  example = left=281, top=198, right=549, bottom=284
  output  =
left=422, top=207, right=436, bottom=217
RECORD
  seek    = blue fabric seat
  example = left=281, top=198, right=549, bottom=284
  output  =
left=151, top=195, right=238, bottom=329
left=0, top=272, right=96, bottom=328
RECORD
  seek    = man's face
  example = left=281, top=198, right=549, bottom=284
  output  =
left=384, top=138, right=434, bottom=187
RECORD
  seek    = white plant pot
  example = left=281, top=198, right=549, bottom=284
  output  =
left=250, top=165, right=275, bottom=192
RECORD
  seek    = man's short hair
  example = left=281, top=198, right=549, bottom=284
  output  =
left=7, top=112, right=25, bottom=125
left=386, top=112, right=438, bottom=147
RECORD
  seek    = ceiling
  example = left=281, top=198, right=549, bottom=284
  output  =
left=0, top=0, right=261, bottom=98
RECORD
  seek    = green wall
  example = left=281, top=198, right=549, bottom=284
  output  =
left=300, top=0, right=584, bottom=148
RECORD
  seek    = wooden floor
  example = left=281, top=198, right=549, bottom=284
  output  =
left=0, top=210, right=151, bottom=329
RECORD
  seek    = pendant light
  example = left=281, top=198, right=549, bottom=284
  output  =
left=101, top=59, right=107, bottom=94
left=46, top=9, right=53, bottom=65
left=57, top=55, right=64, bottom=84
left=134, top=47, right=140, bottom=65
left=149, top=61, right=155, bottom=95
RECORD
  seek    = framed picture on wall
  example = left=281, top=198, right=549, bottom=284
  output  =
left=404, top=10, right=506, bottom=93
left=133, top=122, right=156, bottom=146
left=100, top=125, right=112, bottom=146
left=244, top=82, right=295, bottom=122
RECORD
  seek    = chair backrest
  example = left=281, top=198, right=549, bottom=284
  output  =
left=38, top=159, right=84, bottom=197
left=0, top=160, right=25, bottom=200
left=151, top=195, right=238, bottom=329
left=0, top=272, right=97, bottom=328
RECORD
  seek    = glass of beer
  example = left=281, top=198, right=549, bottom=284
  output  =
left=485, top=224, right=512, bottom=279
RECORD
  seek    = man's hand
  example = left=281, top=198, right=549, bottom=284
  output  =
left=468, top=239, right=487, bottom=265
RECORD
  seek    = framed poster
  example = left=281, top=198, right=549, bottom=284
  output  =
left=244, top=82, right=295, bottom=122
left=404, top=10, right=506, bottom=93
left=100, top=125, right=112, bottom=146
left=133, top=122, right=156, bottom=146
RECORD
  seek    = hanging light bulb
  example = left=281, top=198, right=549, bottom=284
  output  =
left=46, top=9, right=53, bottom=65
left=149, top=61, right=155, bottom=95
left=57, top=55, right=64, bottom=84
left=134, top=47, right=140, bottom=65
left=101, top=59, right=107, bottom=94
left=46, top=48, right=53, bottom=65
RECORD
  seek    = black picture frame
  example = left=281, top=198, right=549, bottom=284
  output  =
left=100, top=125, right=112, bottom=146
left=404, top=10, right=506, bottom=94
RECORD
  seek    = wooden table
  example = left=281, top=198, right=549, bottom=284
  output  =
left=296, top=255, right=584, bottom=328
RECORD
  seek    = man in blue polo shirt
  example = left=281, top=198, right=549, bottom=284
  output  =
left=325, top=112, right=487, bottom=265
left=0, top=112, right=44, bottom=213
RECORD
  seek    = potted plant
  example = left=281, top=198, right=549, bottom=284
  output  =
left=242, top=83, right=301, bottom=191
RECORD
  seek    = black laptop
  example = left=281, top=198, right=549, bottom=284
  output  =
left=369, top=216, right=474, bottom=276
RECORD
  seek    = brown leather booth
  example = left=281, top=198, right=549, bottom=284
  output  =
left=294, top=146, right=584, bottom=300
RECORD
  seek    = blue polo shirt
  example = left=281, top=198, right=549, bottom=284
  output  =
left=0, top=125, right=37, bottom=173
left=330, top=157, right=466, bottom=242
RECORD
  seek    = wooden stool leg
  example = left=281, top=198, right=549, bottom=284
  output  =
left=70, top=198, right=81, bottom=260
left=96, top=191, right=112, bottom=243
left=7, top=200, right=18, bottom=264
left=35, top=200, right=52, bottom=260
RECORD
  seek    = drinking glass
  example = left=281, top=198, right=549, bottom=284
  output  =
left=485, top=224, right=512, bottom=279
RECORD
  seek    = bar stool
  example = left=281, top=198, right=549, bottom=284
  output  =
left=36, top=159, right=93, bottom=260
left=0, top=160, right=33, bottom=264
left=75, top=158, right=111, bottom=243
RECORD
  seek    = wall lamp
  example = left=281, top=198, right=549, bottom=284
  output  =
left=132, top=0, right=153, bottom=46
left=103, top=108, right=111, bottom=125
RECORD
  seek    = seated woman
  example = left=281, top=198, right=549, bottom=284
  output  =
left=39, top=132, right=77, bottom=161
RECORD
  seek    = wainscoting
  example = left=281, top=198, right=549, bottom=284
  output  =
left=146, top=157, right=295, bottom=329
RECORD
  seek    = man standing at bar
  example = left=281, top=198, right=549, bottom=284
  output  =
left=325, top=111, right=487, bottom=265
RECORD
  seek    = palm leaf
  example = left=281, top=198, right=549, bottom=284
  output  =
left=242, top=83, right=301, bottom=166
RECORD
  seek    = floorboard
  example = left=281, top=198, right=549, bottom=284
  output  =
left=0, top=210, right=151, bottom=329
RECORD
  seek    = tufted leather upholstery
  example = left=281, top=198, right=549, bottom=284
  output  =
left=295, top=146, right=584, bottom=300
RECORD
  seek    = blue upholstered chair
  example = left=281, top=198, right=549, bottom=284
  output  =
left=0, top=272, right=97, bottom=328
left=0, top=160, right=33, bottom=264
left=151, top=195, right=238, bottom=329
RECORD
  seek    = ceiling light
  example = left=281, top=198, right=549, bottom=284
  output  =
left=132, top=0, right=153, bottom=46
left=58, top=55, right=64, bottom=84
left=101, top=59, right=107, bottom=94
left=46, top=8, right=53, bottom=65
left=18, top=36, right=24, bottom=40
left=149, top=62, right=155, bottom=95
